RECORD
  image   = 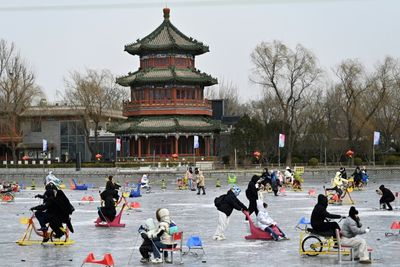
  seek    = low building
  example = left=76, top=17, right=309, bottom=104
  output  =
left=18, top=105, right=125, bottom=162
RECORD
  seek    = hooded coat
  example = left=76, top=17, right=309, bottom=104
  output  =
left=153, top=208, right=175, bottom=245
left=217, top=190, right=247, bottom=217
left=311, top=194, right=341, bottom=229
left=379, top=185, right=395, bottom=203
left=256, top=200, right=276, bottom=229
left=245, top=175, right=260, bottom=201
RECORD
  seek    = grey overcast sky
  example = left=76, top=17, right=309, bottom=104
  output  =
left=1, top=0, right=399, bottom=102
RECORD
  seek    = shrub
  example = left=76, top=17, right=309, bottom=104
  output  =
left=385, top=155, right=400, bottom=165
left=308, top=157, right=319, bottom=166
left=222, top=155, right=230, bottom=165
left=292, top=157, right=302, bottom=164
left=353, top=157, right=362, bottom=166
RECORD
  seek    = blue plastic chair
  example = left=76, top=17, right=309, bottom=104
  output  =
left=185, top=236, right=205, bottom=256
left=296, top=217, right=311, bottom=230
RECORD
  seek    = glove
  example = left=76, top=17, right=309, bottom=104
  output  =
left=365, top=227, right=370, bottom=233
left=342, top=216, right=347, bottom=219
left=30, top=207, right=35, bottom=211
left=34, top=194, right=39, bottom=198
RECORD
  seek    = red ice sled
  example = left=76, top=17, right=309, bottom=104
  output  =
left=243, top=210, right=282, bottom=240
left=95, top=203, right=126, bottom=227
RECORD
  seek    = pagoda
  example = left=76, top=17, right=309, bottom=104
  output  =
left=111, top=8, right=221, bottom=159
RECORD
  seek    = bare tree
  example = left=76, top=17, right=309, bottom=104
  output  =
left=64, top=69, right=128, bottom=159
left=371, top=57, right=400, bottom=150
left=333, top=59, right=388, bottom=149
left=205, top=80, right=243, bottom=116
left=0, top=39, right=43, bottom=161
left=250, top=40, right=322, bottom=165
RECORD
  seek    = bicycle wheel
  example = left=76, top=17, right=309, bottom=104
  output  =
left=302, top=235, right=323, bottom=256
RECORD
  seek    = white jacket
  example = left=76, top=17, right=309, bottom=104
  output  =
left=256, top=200, right=276, bottom=229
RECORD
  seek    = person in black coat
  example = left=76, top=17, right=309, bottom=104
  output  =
left=378, top=185, right=395, bottom=210
left=98, top=189, right=118, bottom=222
left=33, top=183, right=56, bottom=231
left=31, top=184, right=74, bottom=241
left=246, top=175, right=261, bottom=217
left=310, top=194, right=343, bottom=237
left=213, top=185, right=248, bottom=241
left=352, top=166, right=362, bottom=187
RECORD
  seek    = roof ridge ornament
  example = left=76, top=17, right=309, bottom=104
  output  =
left=163, top=7, right=170, bottom=20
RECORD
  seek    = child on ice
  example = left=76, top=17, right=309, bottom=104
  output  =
left=138, top=218, right=158, bottom=263
left=256, top=200, right=287, bottom=241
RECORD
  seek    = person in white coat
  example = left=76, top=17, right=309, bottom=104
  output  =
left=256, top=200, right=287, bottom=241
left=340, top=206, right=371, bottom=264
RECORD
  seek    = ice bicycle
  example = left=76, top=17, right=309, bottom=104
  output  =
left=17, top=212, right=74, bottom=246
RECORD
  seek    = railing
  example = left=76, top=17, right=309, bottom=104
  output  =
left=123, top=99, right=211, bottom=107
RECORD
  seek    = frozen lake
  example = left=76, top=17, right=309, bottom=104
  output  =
left=0, top=176, right=399, bottom=266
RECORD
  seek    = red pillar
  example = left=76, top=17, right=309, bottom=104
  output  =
left=146, top=138, right=150, bottom=157
left=138, top=137, right=142, bottom=158
left=175, top=136, right=179, bottom=154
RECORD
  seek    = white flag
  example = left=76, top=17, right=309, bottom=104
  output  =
left=194, top=136, right=199, bottom=149
left=42, top=139, right=48, bottom=152
left=373, top=131, right=380, bottom=145
left=279, top=134, right=285, bottom=148
left=116, top=138, right=121, bottom=152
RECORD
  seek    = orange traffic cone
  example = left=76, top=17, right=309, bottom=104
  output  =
left=391, top=221, right=400, bottom=230
left=81, top=253, right=114, bottom=266
left=308, top=188, right=316, bottom=197
left=129, top=202, right=141, bottom=209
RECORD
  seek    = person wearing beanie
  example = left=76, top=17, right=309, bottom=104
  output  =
left=213, top=185, right=248, bottom=241
left=311, top=194, right=343, bottom=237
left=340, top=206, right=371, bottom=264
left=377, top=185, right=395, bottom=210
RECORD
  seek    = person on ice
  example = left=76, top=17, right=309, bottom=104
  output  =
left=352, top=166, right=363, bottom=188
left=105, top=175, right=120, bottom=191
left=31, top=182, right=74, bottom=241
left=98, top=189, right=118, bottom=222
left=138, top=218, right=158, bottom=263
left=256, top=200, right=287, bottom=241
left=284, top=166, right=293, bottom=185
left=213, top=185, right=248, bottom=241
left=325, top=171, right=348, bottom=198
left=311, top=194, right=343, bottom=237
left=377, top=184, right=395, bottom=210
left=340, top=206, right=371, bottom=264
left=245, top=175, right=261, bottom=218
left=150, top=208, right=178, bottom=264
left=195, top=168, right=206, bottom=195
left=186, top=167, right=195, bottom=191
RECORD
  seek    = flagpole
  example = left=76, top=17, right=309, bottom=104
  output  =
left=372, top=144, right=375, bottom=167
left=278, top=147, right=280, bottom=168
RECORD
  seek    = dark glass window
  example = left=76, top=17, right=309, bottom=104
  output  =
left=31, top=118, right=42, bottom=132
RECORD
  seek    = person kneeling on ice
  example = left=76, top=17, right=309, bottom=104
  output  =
left=377, top=184, right=395, bottom=211
left=213, top=185, right=248, bottom=241
left=340, top=206, right=371, bottom=264
left=138, top=218, right=159, bottom=263
left=256, top=200, right=287, bottom=241
left=150, top=208, right=178, bottom=264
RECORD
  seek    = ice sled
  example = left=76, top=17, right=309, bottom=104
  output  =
left=95, top=203, right=126, bottom=227
left=243, top=210, right=282, bottom=240
left=71, top=178, right=88, bottom=190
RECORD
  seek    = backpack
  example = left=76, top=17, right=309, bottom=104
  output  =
left=214, top=194, right=226, bottom=208
left=169, top=221, right=178, bottom=235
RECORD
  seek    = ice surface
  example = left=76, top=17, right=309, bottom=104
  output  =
left=0, top=177, right=399, bottom=266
